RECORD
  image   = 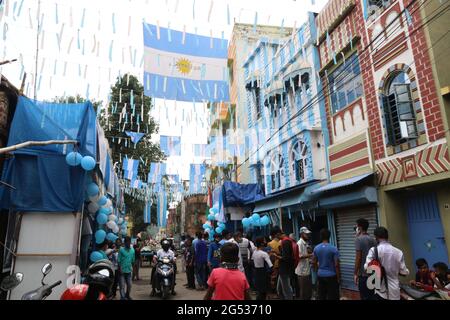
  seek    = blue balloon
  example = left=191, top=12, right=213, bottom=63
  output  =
left=260, top=215, right=270, bottom=226
left=106, top=233, right=118, bottom=241
left=251, top=213, right=260, bottom=222
left=87, top=183, right=99, bottom=197
left=203, top=223, right=211, bottom=230
left=95, top=229, right=106, bottom=244
left=215, top=227, right=222, bottom=234
left=97, top=196, right=107, bottom=206
left=90, top=251, right=104, bottom=262
left=219, top=223, right=226, bottom=229
left=99, top=207, right=111, bottom=215
left=207, top=213, right=215, bottom=221
left=211, top=207, right=219, bottom=214
left=209, top=229, right=215, bottom=236
left=81, top=156, right=96, bottom=171
left=242, top=218, right=250, bottom=228
left=66, top=152, right=82, bottom=166
left=96, top=213, right=108, bottom=225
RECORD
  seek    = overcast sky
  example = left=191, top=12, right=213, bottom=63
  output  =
left=0, top=0, right=327, bottom=179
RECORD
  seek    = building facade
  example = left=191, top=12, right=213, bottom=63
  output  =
left=315, top=0, right=450, bottom=295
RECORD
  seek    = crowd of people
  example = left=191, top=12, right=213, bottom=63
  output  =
left=180, top=218, right=450, bottom=300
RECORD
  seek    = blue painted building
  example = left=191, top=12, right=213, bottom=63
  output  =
left=241, top=13, right=330, bottom=241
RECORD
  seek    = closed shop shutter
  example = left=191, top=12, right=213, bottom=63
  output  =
left=335, top=206, right=378, bottom=291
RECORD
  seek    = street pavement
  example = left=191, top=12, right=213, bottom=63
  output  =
left=120, top=261, right=205, bottom=300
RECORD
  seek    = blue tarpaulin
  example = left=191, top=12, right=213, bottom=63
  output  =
left=222, top=181, right=265, bottom=208
left=0, top=96, right=97, bottom=212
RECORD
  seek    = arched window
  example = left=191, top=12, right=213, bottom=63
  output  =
left=290, top=140, right=308, bottom=182
left=270, top=153, right=284, bottom=190
left=381, top=71, right=418, bottom=146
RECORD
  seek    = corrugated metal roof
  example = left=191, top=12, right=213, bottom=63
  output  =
left=312, top=173, right=373, bottom=193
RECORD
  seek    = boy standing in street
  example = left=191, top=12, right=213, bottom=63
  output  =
left=204, top=243, right=251, bottom=300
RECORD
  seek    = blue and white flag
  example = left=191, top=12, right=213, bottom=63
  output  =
left=194, top=144, right=210, bottom=157
left=167, top=174, right=180, bottom=185
left=149, top=162, right=167, bottom=184
left=143, top=23, right=229, bottom=102
left=189, top=164, right=206, bottom=194
left=122, top=158, right=139, bottom=181
left=125, top=131, right=145, bottom=144
left=144, top=201, right=152, bottom=224
left=131, top=179, right=143, bottom=189
left=157, top=192, right=167, bottom=227
left=160, top=135, right=181, bottom=156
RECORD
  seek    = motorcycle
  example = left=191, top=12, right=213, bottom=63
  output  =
left=0, top=263, right=62, bottom=300
left=152, top=257, right=176, bottom=299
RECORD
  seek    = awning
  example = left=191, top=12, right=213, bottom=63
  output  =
left=319, top=186, right=378, bottom=209
left=312, top=173, right=373, bottom=194
left=252, top=183, right=320, bottom=214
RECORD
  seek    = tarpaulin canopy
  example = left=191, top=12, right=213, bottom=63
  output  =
left=0, top=96, right=97, bottom=212
left=222, top=181, right=265, bottom=208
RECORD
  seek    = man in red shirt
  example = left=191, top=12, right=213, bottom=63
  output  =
left=204, top=243, right=251, bottom=300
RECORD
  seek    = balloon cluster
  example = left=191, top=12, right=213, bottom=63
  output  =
left=66, top=151, right=96, bottom=171
left=87, top=179, right=128, bottom=263
left=202, top=206, right=225, bottom=241
left=242, top=214, right=270, bottom=229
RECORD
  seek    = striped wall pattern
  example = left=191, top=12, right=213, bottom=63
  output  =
left=328, top=131, right=373, bottom=182
left=376, top=142, right=450, bottom=186
left=316, top=0, right=356, bottom=66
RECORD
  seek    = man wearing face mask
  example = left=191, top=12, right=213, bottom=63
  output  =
left=353, top=218, right=377, bottom=300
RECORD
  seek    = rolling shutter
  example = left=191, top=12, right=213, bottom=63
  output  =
left=335, top=206, right=378, bottom=291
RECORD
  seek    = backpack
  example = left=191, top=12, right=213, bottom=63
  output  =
left=367, top=246, right=389, bottom=298
left=283, top=237, right=300, bottom=268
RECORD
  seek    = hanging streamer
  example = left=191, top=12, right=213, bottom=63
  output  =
left=54, top=3, right=59, bottom=24
left=227, top=4, right=231, bottom=25
left=192, top=0, right=196, bottom=20
left=128, top=16, right=131, bottom=37
left=253, top=11, right=258, bottom=33
left=208, top=0, right=214, bottom=22
left=109, top=40, right=113, bottom=62
left=67, top=36, right=74, bottom=54
left=112, top=13, right=116, bottom=34
left=80, top=8, right=86, bottom=28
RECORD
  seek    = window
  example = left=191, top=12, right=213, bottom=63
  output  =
left=328, top=53, right=363, bottom=113
left=246, top=80, right=262, bottom=120
left=270, top=153, right=284, bottom=190
left=382, top=72, right=418, bottom=146
left=291, top=140, right=308, bottom=182
left=366, top=0, right=394, bottom=21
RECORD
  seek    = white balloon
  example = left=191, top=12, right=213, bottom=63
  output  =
left=113, top=225, right=120, bottom=233
left=108, top=214, right=117, bottom=221
left=104, top=199, right=112, bottom=208
left=88, top=202, right=99, bottom=214
left=106, top=220, right=115, bottom=230
left=118, top=218, right=124, bottom=225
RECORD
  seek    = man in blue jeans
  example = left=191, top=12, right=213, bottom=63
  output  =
left=118, top=236, right=135, bottom=300
left=195, top=234, right=208, bottom=290
left=313, top=229, right=340, bottom=300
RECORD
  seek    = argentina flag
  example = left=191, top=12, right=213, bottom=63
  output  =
left=157, top=192, right=167, bottom=227
left=122, top=158, right=139, bottom=181
left=189, top=164, right=206, bottom=194
left=144, top=201, right=152, bottom=224
left=148, top=162, right=167, bottom=184
left=160, top=135, right=181, bottom=156
left=143, top=23, right=229, bottom=102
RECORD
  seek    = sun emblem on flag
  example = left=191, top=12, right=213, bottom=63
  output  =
left=176, top=58, right=193, bottom=75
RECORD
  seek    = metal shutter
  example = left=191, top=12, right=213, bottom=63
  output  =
left=335, top=206, right=378, bottom=291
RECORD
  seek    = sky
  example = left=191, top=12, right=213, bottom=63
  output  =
left=0, top=0, right=328, bottom=180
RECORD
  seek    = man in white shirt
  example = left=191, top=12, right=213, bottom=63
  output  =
left=364, top=227, right=409, bottom=300
left=295, top=227, right=313, bottom=300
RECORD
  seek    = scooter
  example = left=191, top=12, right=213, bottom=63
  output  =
left=0, top=263, right=62, bottom=300
left=153, top=257, right=176, bottom=299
